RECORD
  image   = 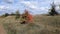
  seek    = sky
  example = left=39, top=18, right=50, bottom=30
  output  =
left=0, top=0, right=60, bottom=15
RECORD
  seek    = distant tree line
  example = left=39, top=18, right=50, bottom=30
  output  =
left=1, top=10, right=20, bottom=17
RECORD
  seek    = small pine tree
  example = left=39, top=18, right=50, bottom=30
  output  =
left=49, top=2, right=58, bottom=16
left=15, top=10, right=20, bottom=19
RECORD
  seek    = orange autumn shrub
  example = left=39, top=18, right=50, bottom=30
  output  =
left=27, top=13, right=33, bottom=23
left=22, top=10, right=33, bottom=23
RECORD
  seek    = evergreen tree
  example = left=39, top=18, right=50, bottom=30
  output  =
left=15, top=10, right=20, bottom=19
left=49, top=2, right=58, bottom=16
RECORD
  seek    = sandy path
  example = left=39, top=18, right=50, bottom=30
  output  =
left=0, top=24, right=7, bottom=34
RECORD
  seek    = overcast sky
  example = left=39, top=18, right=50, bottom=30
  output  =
left=0, top=0, right=60, bottom=15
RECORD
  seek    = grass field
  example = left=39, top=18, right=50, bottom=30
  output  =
left=0, top=15, right=60, bottom=34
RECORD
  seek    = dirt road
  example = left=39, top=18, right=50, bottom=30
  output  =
left=0, top=24, right=7, bottom=34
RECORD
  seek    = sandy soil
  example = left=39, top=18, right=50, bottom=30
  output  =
left=0, top=24, right=7, bottom=34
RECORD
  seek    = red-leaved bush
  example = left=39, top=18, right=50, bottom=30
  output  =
left=22, top=10, right=33, bottom=23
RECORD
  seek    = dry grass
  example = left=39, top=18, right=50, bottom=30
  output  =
left=0, top=15, right=60, bottom=34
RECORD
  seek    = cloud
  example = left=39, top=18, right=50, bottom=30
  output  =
left=21, top=1, right=50, bottom=12
left=0, top=5, right=10, bottom=10
left=0, top=5, right=16, bottom=12
left=0, top=6, right=5, bottom=10
left=20, top=0, right=52, bottom=14
left=21, top=1, right=37, bottom=9
left=21, top=1, right=40, bottom=10
left=54, top=0, right=60, bottom=4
